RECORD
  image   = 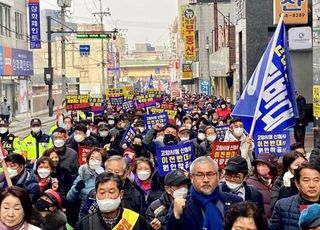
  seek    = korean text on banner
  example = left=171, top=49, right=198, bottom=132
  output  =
left=122, top=126, right=136, bottom=144
left=90, top=97, right=105, bottom=113
left=109, top=96, right=124, bottom=106
left=78, top=145, right=95, bottom=165
left=28, top=0, right=41, bottom=49
left=215, top=125, right=230, bottom=141
left=254, top=130, right=290, bottom=157
left=231, top=15, right=298, bottom=134
left=183, top=8, right=196, bottom=61
left=210, top=141, right=241, bottom=169
left=144, top=112, right=169, bottom=131
left=156, top=141, right=194, bottom=176
left=65, top=95, right=90, bottom=111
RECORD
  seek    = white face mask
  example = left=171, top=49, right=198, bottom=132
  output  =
left=225, top=180, right=242, bottom=191
left=185, top=124, right=192, bottom=129
left=108, top=120, right=115, bottom=126
left=7, top=168, right=18, bottom=178
left=233, top=128, right=244, bottom=137
left=89, top=159, right=101, bottom=170
left=54, top=139, right=65, bottom=148
left=176, top=120, right=182, bottom=126
left=99, top=130, right=109, bottom=137
left=137, top=170, right=151, bottom=181
left=197, top=133, right=206, bottom=141
left=86, top=129, right=91, bottom=137
left=64, top=124, right=71, bottom=131
left=180, top=137, right=189, bottom=142
left=0, top=127, right=7, bottom=134
left=173, top=187, right=188, bottom=199
left=37, top=168, right=51, bottom=179
left=32, top=127, right=41, bottom=133
left=207, top=135, right=216, bottom=142
left=156, top=136, right=164, bottom=142
left=96, top=196, right=121, bottom=213
left=74, top=134, right=85, bottom=143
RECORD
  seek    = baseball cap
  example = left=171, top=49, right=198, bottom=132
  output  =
left=30, top=118, right=41, bottom=126
left=225, top=156, right=248, bottom=173
left=164, top=169, right=190, bottom=186
left=299, top=204, right=320, bottom=229
left=98, top=122, right=108, bottom=130
left=253, top=152, right=278, bottom=168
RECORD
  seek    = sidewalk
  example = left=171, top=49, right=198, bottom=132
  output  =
left=9, top=112, right=56, bottom=134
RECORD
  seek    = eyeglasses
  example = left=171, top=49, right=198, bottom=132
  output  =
left=191, top=172, right=217, bottom=180
left=225, top=173, right=244, bottom=182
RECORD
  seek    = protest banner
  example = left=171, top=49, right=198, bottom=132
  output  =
left=65, top=95, right=90, bottom=111
left=156, top=141, right=194, bottom=176
left=210, top=141, right=241, bottom=169
left=150, top=107, right=177, bottom=124
left=122, top=126, right=136, bottom=144
left=215, top=125, right=230, bottom=141
left=90, top=97, right=105, bottom=113
left=78, top=145, right=95, bottom=165
left=122, top=100, right=135, bottom=111
left=106, top=87, right=124, bottom=97
left=147, top=89, right=164, bottom=102
left=109, top=96, right=124, bottom=106
left=144, top=112, right=169, bottom=131
left=160, top=103, right=175, bottom=110
left=254, top=130, right=290, bottom=157
left=136, top=94, right=156, bottom=109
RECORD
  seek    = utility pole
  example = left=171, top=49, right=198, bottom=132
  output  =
left=57, top=0, right=71, bottom=104
left=93, top=0, right=110, bottom=95
left=45, top=16, right=54, bottom=117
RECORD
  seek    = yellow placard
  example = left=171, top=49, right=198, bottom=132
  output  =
left=313, top=85, right=320, bottom=117
left=274, top=0, right=308, bottom=24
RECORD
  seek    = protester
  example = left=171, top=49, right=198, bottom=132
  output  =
left=63, top=116, right=74, bottom=137
left=198, top=126, right=218, bottom=157
left=34, top=189, right=67, bottom=230
left=224, top=201, right=267, bottom=230
left=109, top=115, right=126, bottom=137
left=269, top=163, right=320, bottom=230
left=143, top=123, right=179, bottom=148
left=0, top=154, right=39, bottom=199
left=134, top=157, right=154, bottom=199
left=67, top=148, right=104, bottom=217
left=166, top=156, right=242, bottom=230
left=290, top=142, right=306, bottom=157
left=192, top=126, right=206, bottom=155
left=224, top=118, right=254, bottom=168
left=0, top=186, right=41, bottom=230
left=178, top=126, right=191, bottom=142
left=145, top=169, right=190, bottom=230
left=75, top=172, right=148, bottom=230
left=216, top=101, right=231, bottom=119
left=35, top=157, right=59, bottom=192
left=246, top=152, right=278, bottom=219
left=299, top=203, right=320, bottom=230
left=271, top=150, right=306, bottom=210
left=0, top=119, right=21, bottom=154
left=94, top=122, right=112, bottom=148
left=219, top=156, right=264, bottom=214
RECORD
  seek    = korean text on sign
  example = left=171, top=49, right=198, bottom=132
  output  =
left=65, top=95, right=90, bottom=111
left=144, top=112, right=169, bottom=131
left=156, top=141, right=194, bottom=176
left=254, top=130, right=290, bottom=157
left=210, top=141, right=241, bottom=169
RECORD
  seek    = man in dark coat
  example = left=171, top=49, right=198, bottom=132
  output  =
left=166, top=156, right=242, bottom=230
left=269, top=163, right=320, bottom=230
left=294, top=91, right=307, bottom=147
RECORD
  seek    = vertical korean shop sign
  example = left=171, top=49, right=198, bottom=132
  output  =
left=183, top=8, right=196, bottom=61
left=28, top=0, right=41, bottom=49
left=313, top=85, right=320, bottom=118
left=274, top=0, right=308, bottom=24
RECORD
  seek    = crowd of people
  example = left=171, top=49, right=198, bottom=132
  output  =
left=0, top=93, right=319, bottom=230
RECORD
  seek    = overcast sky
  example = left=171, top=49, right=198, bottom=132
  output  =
left=41, top=0, right=178, bottom=49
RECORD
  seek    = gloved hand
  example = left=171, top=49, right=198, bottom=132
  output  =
left=283, top=171, right=294, bottom=187
left=75, top=180, right=85, bottom=192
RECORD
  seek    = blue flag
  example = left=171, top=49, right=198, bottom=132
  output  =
left=231, top=15, right=298, bottom=134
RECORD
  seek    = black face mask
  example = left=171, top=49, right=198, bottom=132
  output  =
left=133, top=144, right=143, bottom=153
left=36, top=199, right=52, bottom=212
left=164, top=134, right=177, bottom=145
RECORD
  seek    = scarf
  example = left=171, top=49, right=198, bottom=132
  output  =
left=190, top=186, right=223, bottom=230
left=0, top=221, right=28, bottom=230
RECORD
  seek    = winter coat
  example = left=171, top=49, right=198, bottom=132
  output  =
left=145, top=192, right=171, bottom=230
left=33, top=207, right=67, bottom=230
left=67, top=164, right=97, bottom=215
left=269, top=194, right=319, bottom=230
left=166, top=191, right=242, bottom=230
left=247, top=175, right=272, bottom=218
left=271, top=177, right=283, bottom=210
left=66, top=136, right=99, bottom=153
left=0, top=168, right=39, bottom=199
left=75, top=207, right=149, bottom=230
left=198, top=140, right=216, bottom=158
left=147, top=170, right=165, bottom=206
